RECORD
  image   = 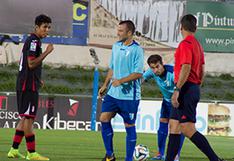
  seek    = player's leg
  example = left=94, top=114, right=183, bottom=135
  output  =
left=165, top=119, right=181, bottom=161
left=100, top=95, right=117, bottom=161
left=180, top=122, right=220, bottom=161
left=180, top=82, right=221, bottom=161
left=21, top=91, right=49, bottom=161
left=154, top=118, right=168, bottom=160
left=169, top=101, right=185, bottom=161
left=124, top=123, right=137, bottom=161
left=152, top=99, right=169, bottom=160
left=8, top=91, right=26, bottom=158
left=174, top=132, right=185, bottom=161
left=8, top=119, right=26, bottom=158
left=118, top=99, right=139, bottom=161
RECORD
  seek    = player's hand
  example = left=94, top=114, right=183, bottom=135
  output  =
left=98, top=85, right=107, bottom=98
left=112, top=79, right=121, bottom=87
left=172, top=91, right=180, bottom=108
left=45, top=44, right=54, bottom=54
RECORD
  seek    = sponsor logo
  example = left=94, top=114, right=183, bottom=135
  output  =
left=164, top=80, right=170, bottom=87
left=30, top=42, right=37, bottom=51
left=129, top=113, right=135, bottom=120
left=126, top=50, right=130, bottom=56
left=67, top=99, right=79, bottom=117
left=42, top=112, right=101, bottom=130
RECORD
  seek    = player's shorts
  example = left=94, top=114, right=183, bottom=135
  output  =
left=170, top=82, right=200, bottom=123
left=101, top=95, right=140, bottom=124
left=17, top=90, right=39, bottom=119
left=160, top=99, right=172, bottom=119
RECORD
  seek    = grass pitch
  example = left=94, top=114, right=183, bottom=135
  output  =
left=0, top=128, right=234, bottom=161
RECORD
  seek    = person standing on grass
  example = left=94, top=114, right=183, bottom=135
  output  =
left=165, top=14, right=226, bottom=161
left=7, top=14, right=53, bottom=161
left=98, top=20, right=144, bottom=161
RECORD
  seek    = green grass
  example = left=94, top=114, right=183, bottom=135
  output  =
left=1, top=63, right=234, bottom=101
left=0, top=129, right=234, bottom=161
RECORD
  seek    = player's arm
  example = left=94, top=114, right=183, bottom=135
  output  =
left=98, top=69, right=113, bottom=97
left=141, top=68, right=153, bottom=84
left=28, top=44, right=54, bottom=69
left=172, top=41, right=192, bottom=108
left=171, top=64, right=191, bottom=108
left=102, top=69, right=113, bottom=88
left=112, top=73, right=142, bottom=87
left=175, top=64, right=191, bottom=89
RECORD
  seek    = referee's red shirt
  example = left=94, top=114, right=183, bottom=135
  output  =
left=174, top=35, right=205, bottom=84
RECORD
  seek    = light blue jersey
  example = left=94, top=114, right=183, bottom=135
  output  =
left=143, top=65, right=174, bottom=102
left=107, top=40, right=144, bottom=100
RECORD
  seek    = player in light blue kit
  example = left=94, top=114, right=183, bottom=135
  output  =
left=142, top=55, right=185, bottom=161
left=98, top=20, right=144, bottom=161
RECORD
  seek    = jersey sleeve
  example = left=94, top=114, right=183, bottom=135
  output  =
left=143, top=68, right=153, bottom=80
left=27, top=39, right=39, bottom=60
left=179, top=41, right=192, bottom=65
left=132, top=47, right=144, bottom=74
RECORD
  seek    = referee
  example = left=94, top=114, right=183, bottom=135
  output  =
left=165, top=14, right=226, bottom=161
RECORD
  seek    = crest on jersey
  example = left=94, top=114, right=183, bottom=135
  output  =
left=30, top=42, right=37, bottom=51
left=129, top=113, right=135, bottom=120
left=126, top=50, right=130, bottom=56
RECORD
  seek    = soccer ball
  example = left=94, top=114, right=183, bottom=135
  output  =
left=133, top=144, right=150, bottom=161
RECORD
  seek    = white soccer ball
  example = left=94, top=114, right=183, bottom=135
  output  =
left=133, top=144, right=150, bottom=161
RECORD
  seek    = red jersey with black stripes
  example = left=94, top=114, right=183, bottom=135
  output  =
left=16, top=33, right=42, bottom=91
left=174, top=35, right=205, bottom=84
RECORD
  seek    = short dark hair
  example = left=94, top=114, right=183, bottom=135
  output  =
left=119, top=20, right=135, bottom=35
left=35, top=14, right=52, bottom=26
left=181, top=14, right=197, bottom=32
left=147, top=54, right=163, bottom=65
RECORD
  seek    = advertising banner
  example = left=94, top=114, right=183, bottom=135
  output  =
left=187, top=1, right=234, bottom=52
left=1, top=94, right=233, bottom=136
left=89, top=0, right=180, bottom=50
left=207, top=103, right=234, bottom=136
left=111, top=100, right=208, bottom=135
left=0, top=95, right=102, bottom=131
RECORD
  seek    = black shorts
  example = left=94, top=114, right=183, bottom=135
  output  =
left=17, top=90, right=39, bottom=118
left=170, top=82, right=200, bottom=123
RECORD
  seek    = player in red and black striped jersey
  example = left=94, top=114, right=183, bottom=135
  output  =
left=17, top=33, right=43, bottom=92
left=8, top=14, right=54, bottom=160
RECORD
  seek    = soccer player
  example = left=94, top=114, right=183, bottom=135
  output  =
left=142, top=54, right=185, bottom=161
left=165, top=14, right=226, bottom=161
left=7, top=14, right=53, bottom=160
left=98, top=20, right=144, bottom=161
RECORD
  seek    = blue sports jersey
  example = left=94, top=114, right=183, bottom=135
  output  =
left=143, top=65, right=174, bottom=102
left=107, top=40, right=144, bottom=100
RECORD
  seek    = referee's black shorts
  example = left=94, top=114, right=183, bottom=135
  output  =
left=170, top=82, right=200, bottom=123
left=17, top=90, right=39, bottom=119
